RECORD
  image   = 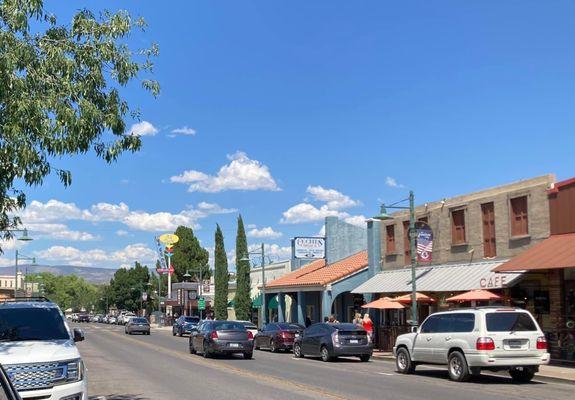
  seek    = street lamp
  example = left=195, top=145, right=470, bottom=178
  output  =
left=373, top=190, right=419, bottom=327
left=240, top=243, right=266, bottom=327
left=14, top=250, right=36, bottom=298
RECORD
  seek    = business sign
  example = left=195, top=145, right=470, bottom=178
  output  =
left=198, top=298, right=206, bottom=310
left=415, top=222, right=433, bottom=263
left=293, top=237, right=325, bottom=259
left=159, top=233, right=179, bottom=245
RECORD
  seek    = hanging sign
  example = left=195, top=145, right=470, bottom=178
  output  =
left=415, top=222, right=433, bottom=263
left=159, top=233, right=179, bottom=245
left=293, top=237, right=325, bottom=259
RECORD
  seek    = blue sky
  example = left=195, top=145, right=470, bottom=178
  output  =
left=3, top=0, right=575, bottom=270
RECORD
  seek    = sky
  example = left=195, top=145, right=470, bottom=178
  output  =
left=2, top=0, right=575, bottom=271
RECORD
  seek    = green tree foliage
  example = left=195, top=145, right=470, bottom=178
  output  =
left=29, top=272, right=102, bottom=312
left=0, top=0, right=159, bottom=249
left=108, top=261, right=151, bottom=312
left=234, top=215, right=251, bottom=321
left=214, top=224, right=228, bottom=320
left=171, top=226, right=210, bottom=283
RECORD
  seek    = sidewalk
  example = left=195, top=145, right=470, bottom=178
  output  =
left=371, top=351, right=575, bottom=383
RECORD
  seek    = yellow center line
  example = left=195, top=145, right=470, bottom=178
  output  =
left=97, top=327, right=350, bottom=400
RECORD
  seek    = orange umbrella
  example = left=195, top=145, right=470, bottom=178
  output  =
left=446, top=289, right=502, bottom=302
left=362, top=297, right=405, bottom=310
left=392, top=293, right=436, bottom=304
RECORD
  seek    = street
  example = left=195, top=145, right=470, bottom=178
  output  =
left=77, top=323, right=574, bottom=400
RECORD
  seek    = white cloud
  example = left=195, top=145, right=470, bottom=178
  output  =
left=21, top=200, right=83, bottom=223
left=35, top=243, right=157, bottom=268
left=116, top=230, right=129, bottom=237
left=26, top=223, right=98, bottom=241
left=170, top=151, right=280, bottom=193
left=170, top=126, right=196, bottom=136
left=84, top=202, right=130, bottom=222
left=385, top=176, right=404, bottom=188
left=246, top=224, right=257, bottom=229
left=344, top=215, right=367, bottom=227
left=82, top=201, right=236, bottom=232
left=306, top=186, right=360, bottom=210
left=123, top=210, right=202, bottom=232
left=247, top=227, right=283, bottom=239
left=280, top=203, right=348, bottom=224
left=127, top=121, right=158, bottom=136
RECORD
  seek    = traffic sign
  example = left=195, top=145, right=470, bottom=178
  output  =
left=159, top=233, right=179, bottom=245
left=198, top=298, right=206, bottom=310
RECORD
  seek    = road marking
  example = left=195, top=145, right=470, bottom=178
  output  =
left=98, top=328, right=349, bottom=400
left=378, top=372, right=395, bottom=376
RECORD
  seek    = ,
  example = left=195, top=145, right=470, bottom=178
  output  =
left=393, top=307, right=550, bottom=382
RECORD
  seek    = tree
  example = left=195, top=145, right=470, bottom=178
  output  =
left=0, top=0, right=159, bottom=249
left=31, top=272, right=100, bottom=311
left=234, top=215, right=251, bottom=321
left=213, top=224, right=228, bottom=320
left=109, top=261, right=151, bottom=312
left=171, top=226, right=210, bottom=282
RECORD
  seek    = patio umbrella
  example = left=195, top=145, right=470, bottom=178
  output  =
left=446, top=289, right=502, bottom=302
left=392, top=293, right=436, bottom=304
left=362, top=297, right=405, bottom=310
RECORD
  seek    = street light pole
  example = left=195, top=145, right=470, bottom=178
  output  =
left=374, top=190, right=419, bottom=327
left=260, top=243, right=266, bottom=326
left=408, top=191, right=418, bottom=327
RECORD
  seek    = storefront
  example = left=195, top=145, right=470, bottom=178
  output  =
left=353, top=260, right=524, bottom=350
left=265, top=251, right=370, bottom=325
left=494, top=233, right=575, bottom=363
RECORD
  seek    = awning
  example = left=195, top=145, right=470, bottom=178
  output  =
left=251, top=294, right=278, bottom=309
left=392, top=293, right=436, bottom=304
left=494, top=233, right=575, bottom=272
left=352, top=261, right=523, bottom=294
left=446, top=289, right=503, bottom=303
left=362, top=297, right=405, bottom=310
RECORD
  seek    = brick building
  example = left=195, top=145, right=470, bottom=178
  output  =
left=380, top=174, right=554, bottom=269
left=353, top=175, right=557, bottom=349
left=495, top=177, right=575, bottom=363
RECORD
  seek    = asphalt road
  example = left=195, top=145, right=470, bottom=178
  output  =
left=75, top=323, right=574, bottom=400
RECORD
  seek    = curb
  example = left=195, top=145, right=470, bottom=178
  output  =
left=371, top=354, right=575, bottom=385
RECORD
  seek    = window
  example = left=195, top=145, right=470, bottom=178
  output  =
left=481, top=202, right=497, bottom=258
left=386, top=225, right=396, bottom=254
left=420, top=315, right=440, bottom=333
left=451, top=209, right=466, bottom=245
left=447, top=313, right=475, bottom=333
left=0, top=308, right=70, bottom=341
left=485, top=312, right=537, bottom=332
left=510, top=196, right=529, bottom=237
left=403, top=221, right=411, bottom=265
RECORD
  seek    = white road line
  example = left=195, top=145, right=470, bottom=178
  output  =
left=378, top=372, right=395, bottom=376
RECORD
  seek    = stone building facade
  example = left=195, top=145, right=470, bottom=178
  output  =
left=380, top=174, right=555, bottom=269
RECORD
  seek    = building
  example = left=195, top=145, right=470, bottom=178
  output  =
left=0, top=272, right=24, bottom=299
left=265, top=216, right=369, bottom=325
left=494, top=176, right=575, bottom=363
left=353, top=175, right=556, bottom=348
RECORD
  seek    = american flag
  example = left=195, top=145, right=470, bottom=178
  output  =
left=416, top=229, right=433, bottom=262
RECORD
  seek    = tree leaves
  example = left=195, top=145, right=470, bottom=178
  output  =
left=214, top=224, right=228, bottom=320
left=0, top=0, right=159, bottom=249
left=234, top=215, right=251, bottom=321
